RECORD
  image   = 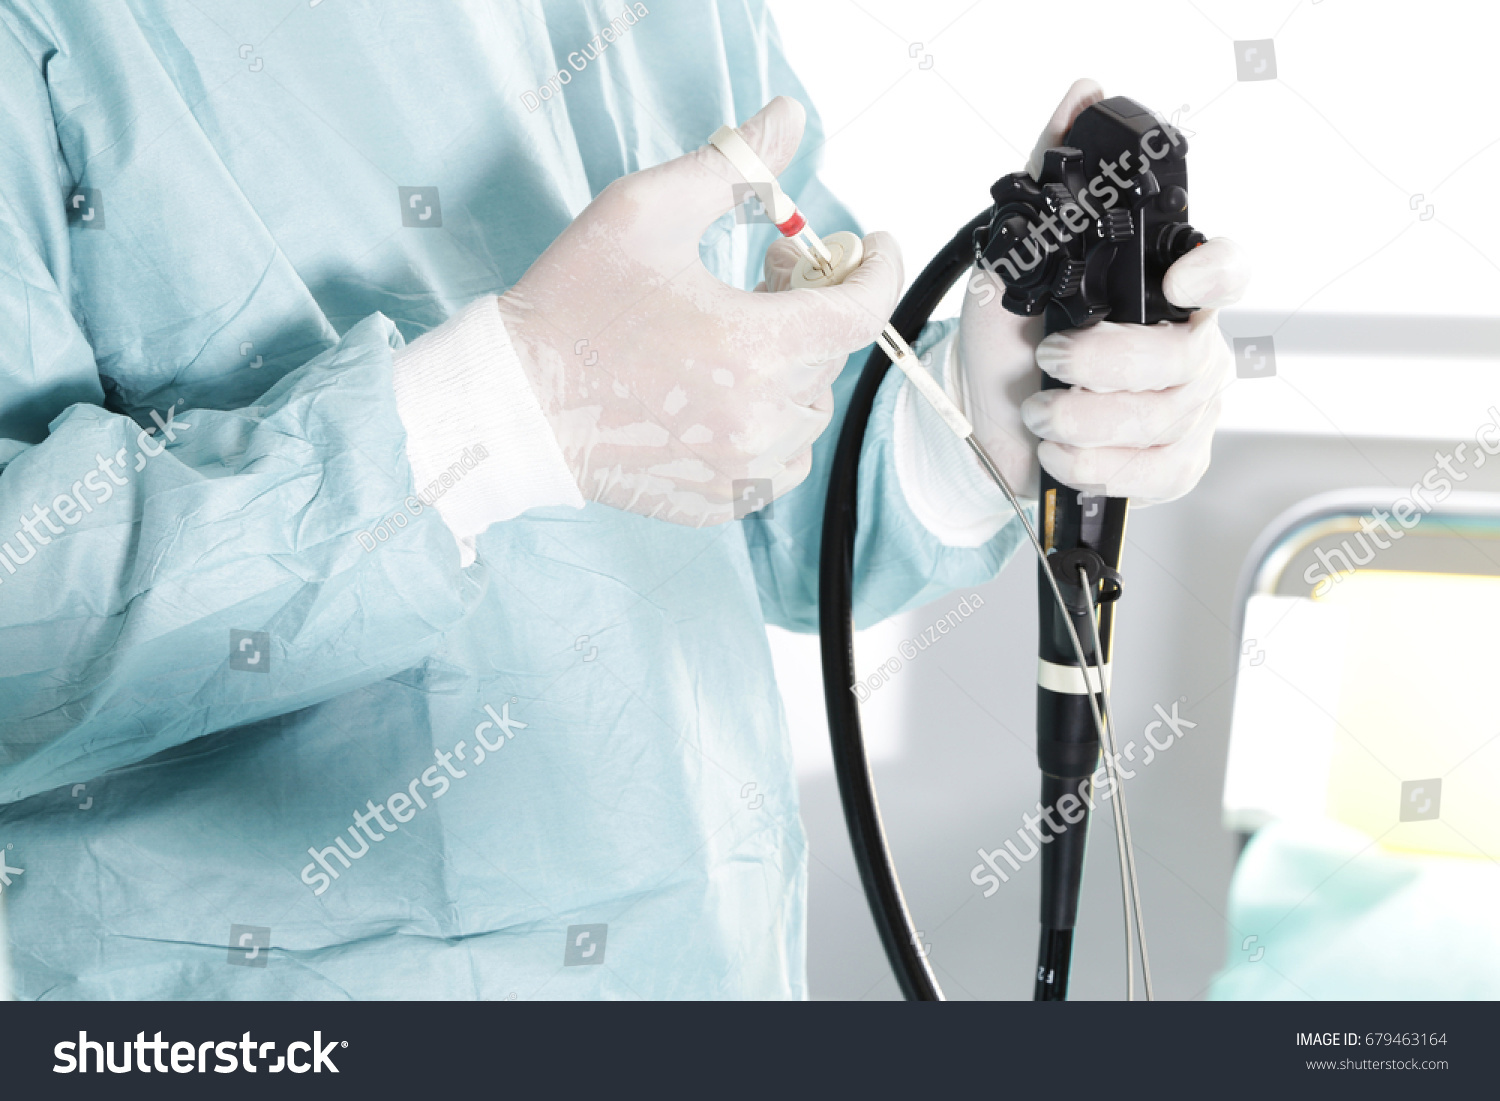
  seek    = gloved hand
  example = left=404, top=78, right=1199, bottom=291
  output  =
left=958, top=79, right=1251, bottom=505
left=498, top=97, right=902, bottom=526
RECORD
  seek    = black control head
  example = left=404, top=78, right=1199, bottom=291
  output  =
left=975, top=96, right=1205, bottom=332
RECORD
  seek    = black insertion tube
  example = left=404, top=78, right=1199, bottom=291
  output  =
left=1033, top=455, right=1126, bottom=1001
left=1034, top=927, right=1075, bottom=1000
left=817, top=211, right=992, bottom=1002
left=1034, top=766, right=1098, bottom=999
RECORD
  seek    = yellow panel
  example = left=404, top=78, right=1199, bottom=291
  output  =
left=1316, top=570, right=1500, bottom=859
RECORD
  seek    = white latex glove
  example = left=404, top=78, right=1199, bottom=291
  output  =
left=498, top=97, right=903, bottom=526
left=958, top=78, right=1251, bottom=505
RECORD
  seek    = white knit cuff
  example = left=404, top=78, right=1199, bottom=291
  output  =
left=392, top=296, right=584, bottom=564
left=892, top=330, right=1020, bottom=547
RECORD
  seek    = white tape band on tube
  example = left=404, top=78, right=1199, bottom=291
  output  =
left=878, top=330, right=975, bottom=440
left=1037, top=658, right=1113, bottom=695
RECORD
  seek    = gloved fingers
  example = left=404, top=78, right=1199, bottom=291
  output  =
left=1163, top=236, right=1251, bottom=310
left=643, top=96, right=808, bottom=239
left=1037, top=394, right=1220, bottom=505
left=701, top=445, right=815, bottom=526
left=972, top=420, right=1041, bottom=499
left=743, top=390, right=835, bottom=476
left=1022, top=378, right=1210, bottom=451
left=761, top=236, right=801, bottom=295
left=959, top=286, right=1046, bottom=385
left=1021, top=330, right=1232, bottom=448
left=1035, top=307, right=1227, bottom=392
left=731, top=95, right=807, bottom=185
left=1026, top=78, right=1105, bottom=179
left=765, top=230, right=904, bottom=371
left=783, top=352, right=846, bottom=406
left=773, top=447, right=816, bottom=498
left=786, top=378, right=846, bottom=417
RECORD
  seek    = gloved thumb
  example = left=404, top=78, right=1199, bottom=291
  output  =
left=1026, top=78, right=1105, bottom=179
left=645, top=96, right=809, bottom=237
left=760, top=236, right=801, bottom=294
left=1163, top=237, right=1251, bottom=310
left=732, top=96, right=808, bottom=182
left=770, top=230, right=905, bottom=365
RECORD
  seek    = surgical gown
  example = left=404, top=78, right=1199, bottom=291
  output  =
left=0, top=0, right=1021, bottom=998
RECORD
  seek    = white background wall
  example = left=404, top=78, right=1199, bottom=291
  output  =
left=763, top=0, right=1500, bottom=998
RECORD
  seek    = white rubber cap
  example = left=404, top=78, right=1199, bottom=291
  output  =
left=790, top=231, right=864, bottom=289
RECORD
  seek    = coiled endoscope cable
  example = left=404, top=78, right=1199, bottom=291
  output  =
left=708, top=123, right=1152, bottom=1000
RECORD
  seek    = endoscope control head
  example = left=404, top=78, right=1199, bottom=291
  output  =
left=974, top=96, right=1205, bottom=332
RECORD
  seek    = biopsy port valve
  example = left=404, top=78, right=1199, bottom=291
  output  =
left=789, top=231, right=866, bottom=289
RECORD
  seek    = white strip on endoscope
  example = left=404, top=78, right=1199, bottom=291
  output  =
left=1037, top=658, right=1113, bottom=695
left=876, top=332, right=975, bottom=439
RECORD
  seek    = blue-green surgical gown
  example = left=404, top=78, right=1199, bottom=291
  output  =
left=0, top=0, right=1019, bottom=998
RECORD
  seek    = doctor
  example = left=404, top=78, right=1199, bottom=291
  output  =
left=0, top=0, right=1243, bottom=998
